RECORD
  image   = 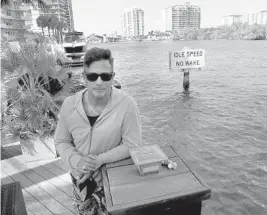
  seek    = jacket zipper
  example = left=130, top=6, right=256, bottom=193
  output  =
left=88, top=116, right=100, bottom=153
left=89, top=126, right=93, bottom=154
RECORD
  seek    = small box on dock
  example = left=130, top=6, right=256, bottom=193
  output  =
left=130, top=144, right=168, bottom=175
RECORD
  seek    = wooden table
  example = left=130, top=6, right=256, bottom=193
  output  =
left=102, top=146, right=211, bottom=215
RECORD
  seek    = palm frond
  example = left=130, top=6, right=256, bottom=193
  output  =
left=1, top=39, right=78, bottom=142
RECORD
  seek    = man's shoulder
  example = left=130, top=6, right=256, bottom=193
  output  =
left=112, top=88, right=136, bottom=105
left=61, top=90, right=83, bottom=110
left=62, top=94, right=76, bottom=107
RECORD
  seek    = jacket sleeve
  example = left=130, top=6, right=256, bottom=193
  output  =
left=54, top=99, right=82, bottom=169
left=98, top=96, right=142, bottom=164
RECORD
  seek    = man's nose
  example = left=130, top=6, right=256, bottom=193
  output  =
left=95, top=76, right=103, bottom=84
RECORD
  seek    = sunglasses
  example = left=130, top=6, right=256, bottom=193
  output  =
left=84, top=72, right=113, bottom=82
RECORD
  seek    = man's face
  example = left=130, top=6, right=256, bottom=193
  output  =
left=83, top=60, right=114, bottom=99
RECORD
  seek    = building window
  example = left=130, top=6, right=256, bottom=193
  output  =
left=14, top=1, right=18, bottom=7
left=6, top=10, right=11, bottom=16
left=4, top=20, right=13, bottom=26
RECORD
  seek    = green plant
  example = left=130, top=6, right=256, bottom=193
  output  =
left=1, top=40, right=85, bottom=144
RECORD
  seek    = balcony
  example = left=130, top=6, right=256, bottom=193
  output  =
left=1, top=24, right=29, bottom=30
left=11, top=5, right=30, bottom=11
left=1, top=13, right=16, bottom=20
left=21, top=15, right=31, bottom=20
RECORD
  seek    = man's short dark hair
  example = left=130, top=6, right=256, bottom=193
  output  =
left=84, top=47, right=113, bottom=68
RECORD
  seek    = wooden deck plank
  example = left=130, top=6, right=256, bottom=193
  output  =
left=1, top=169, right=15, bottom=184
left=0, top=157, right=72, bottom=195
left=110, top=172, right=203, bottom=205
left=1, top=170, right=48, bottom=215
left=42, top=162, right=72, bottom=184
left=1, top=147, right=13, bottom=160
left=1, top=156, right=29, bottom=175
left=1, top=155, right=61, bottom=175
left=108, top=157, right=189, bottom=186
left=22, top=169, right=77, bottom=214
left=4, top=169, right=73, bottom=215
left=32, top=165, right=73, bottom=198
left=11, top=144, right=23, bottom=154
left=40, top=161, right=74, bottom=190
left=0, top=149, right=78, bottom=215
left=161, top=146, right=178, bottom=158
left=26, top=209, right=35, bottom=215
left=53, top=159, right=70, bottom=172
left=171, top=146, right=212, bottom=188
left=2, top=145, right=21, bottom=157
left=22, top=189, right=54, bottom=215
left=1, top=170, right=52, bottom=215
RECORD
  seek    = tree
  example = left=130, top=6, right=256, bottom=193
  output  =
left=57, top=21, right=67, bottom=43
left=49, top=15, right=59, bottom=38
left=36, top=15, right=46, bottom=36
left=45, top=15, right=52, bottom=37
left=1, top=40, right=83, bottom=143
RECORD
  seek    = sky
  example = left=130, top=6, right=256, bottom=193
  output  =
left=72, top=0, right=267, bottom=36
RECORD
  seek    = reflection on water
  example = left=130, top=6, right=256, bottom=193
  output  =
left=86, top=40, right=267, bottom=215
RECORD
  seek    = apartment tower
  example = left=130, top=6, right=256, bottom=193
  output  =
left=222, top=11, right=267, bottom=26
left=26, top=0, right=74, bottom=33
left=122, top=8, right=144, bottom=38
left=164, top=2, right=201, bottom=33
left=1, top=0, right=30, bottom=41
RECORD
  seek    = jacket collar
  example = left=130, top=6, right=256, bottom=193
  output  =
left=74, top=87, right=127, bottom=122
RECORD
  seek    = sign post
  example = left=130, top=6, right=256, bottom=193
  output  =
left=183, top=69, right=190, bottom=90
left=169, top=47, right=205, bottom=91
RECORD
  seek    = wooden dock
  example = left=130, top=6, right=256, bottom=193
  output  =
left=1, top=142, right=78, bottom=215
left=1, top=143, right=211, bottom=215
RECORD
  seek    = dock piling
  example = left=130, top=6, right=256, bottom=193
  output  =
left=183, top=69, right=190, bottom=90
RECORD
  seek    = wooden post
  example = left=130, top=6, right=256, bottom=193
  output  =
left=183, top=69, right=190, bottom=90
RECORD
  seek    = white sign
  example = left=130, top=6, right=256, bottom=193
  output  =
left=169, top=48, right=205, bottom=70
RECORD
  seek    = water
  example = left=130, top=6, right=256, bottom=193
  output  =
left=86, top=40, right=267, bottom=215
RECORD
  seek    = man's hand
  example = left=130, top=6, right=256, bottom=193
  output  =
left=77, top=155, right=97, bottom=174
left=78, top=171, right=93, bottom=184
left=71, top=168, right=83, bottom=180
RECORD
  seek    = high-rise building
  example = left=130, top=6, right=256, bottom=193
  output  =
left=223, top=11, right=267, bottom=26
left=121, top=8, right=144, bottom=38
left=164, top=2, right=201, bottom=33
left=39, top=0, right=67, bottom=31
left=64, top=0, right=74, bottom=31
left=1, top=0, right=30, bottom=42
left=245, top=11, right=267, bottom=25
left=260, top=10, right=267, bottom=25
left=22, top=4, right=42, bottom=34
left=26, top=0, right=74, bottom=33
left=222, top=15, right=242, bottom=26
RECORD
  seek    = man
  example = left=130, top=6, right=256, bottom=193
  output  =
left=54, top=47, right=142, bottom=214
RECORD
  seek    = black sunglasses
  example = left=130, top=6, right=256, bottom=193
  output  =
left=84, top=72, right=113, bottom=82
